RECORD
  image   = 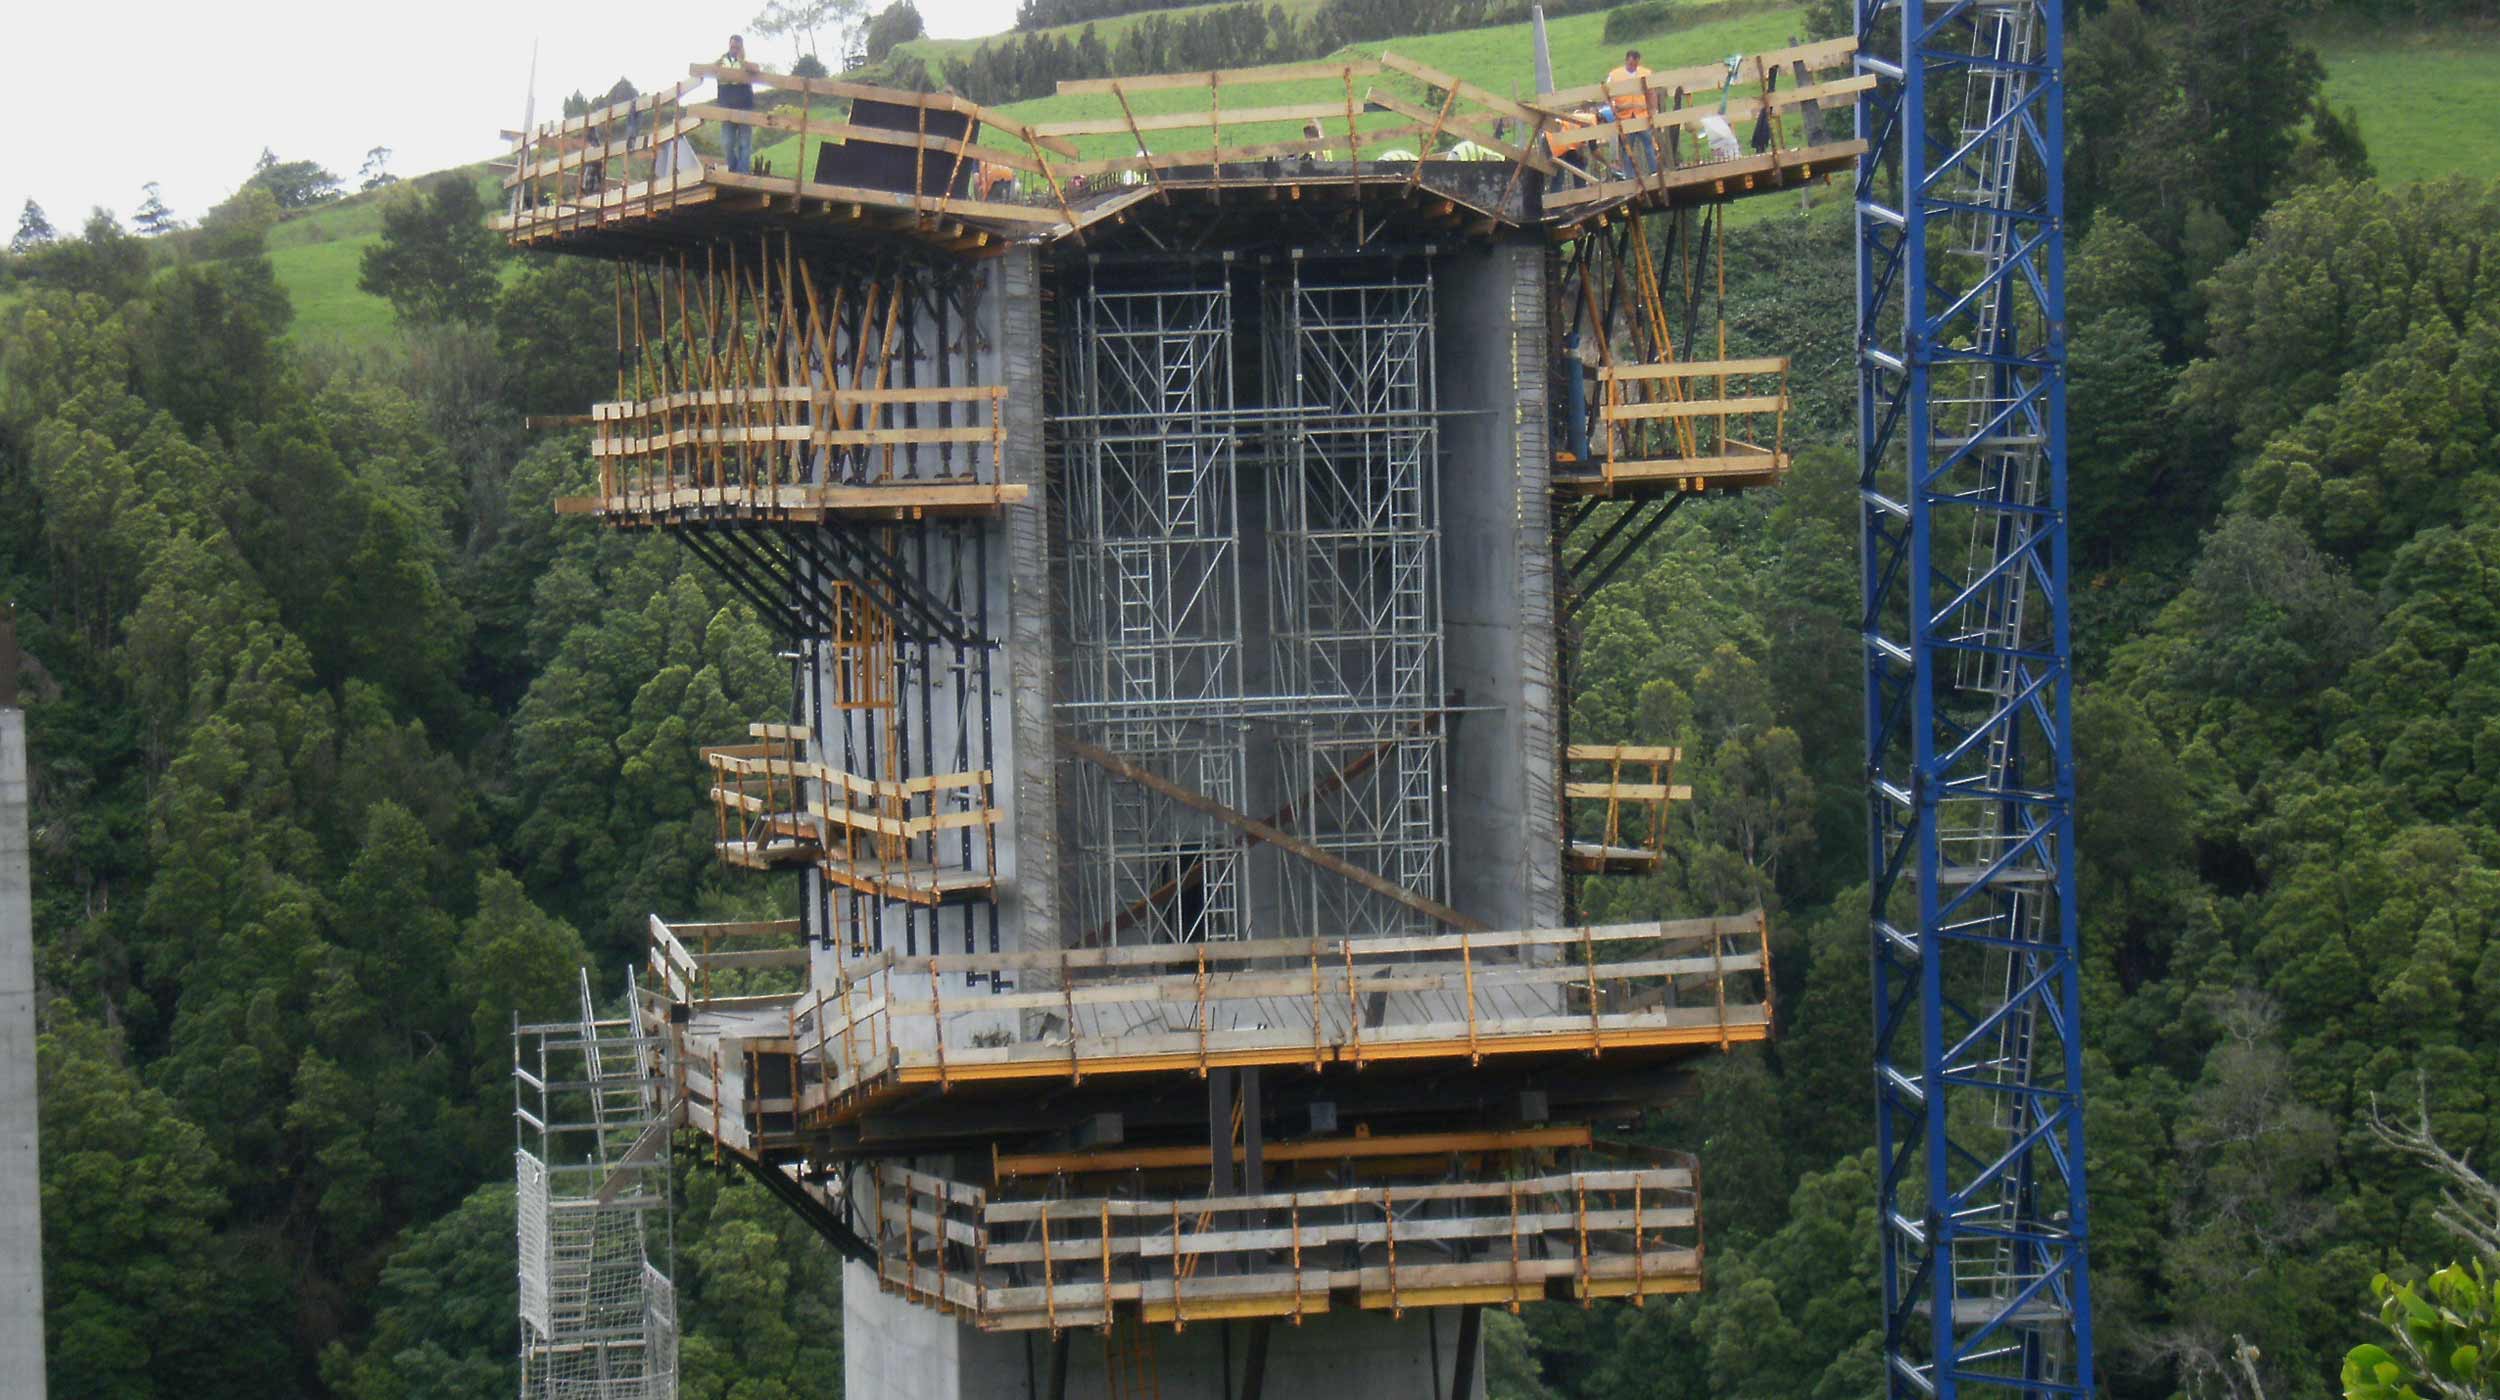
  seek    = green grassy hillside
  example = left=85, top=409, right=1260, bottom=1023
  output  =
left=973, top=3, right=1810, bottom=133
left=2316, top=23, right=2500, bottom=187
left=264, top=166, right=503, bottom=349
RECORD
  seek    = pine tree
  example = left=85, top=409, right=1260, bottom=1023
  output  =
left=11, top=197, right=55, bottom=252
left=133, top=182, right=177, bottom=235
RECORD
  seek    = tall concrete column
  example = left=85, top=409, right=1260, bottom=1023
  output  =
left=1, top=673, right=48, bottom=1393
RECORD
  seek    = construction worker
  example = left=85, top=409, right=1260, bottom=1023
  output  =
left=717, top=35, right=757, bottom=175
left=1545, top=108, right=1601, bottom=180
left=1604, top=49, right=1659, bottom=177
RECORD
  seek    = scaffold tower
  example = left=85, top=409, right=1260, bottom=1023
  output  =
left=516, top=973, right=678, bottom=1400
left=1855, top=2, right=2095, bottom=1396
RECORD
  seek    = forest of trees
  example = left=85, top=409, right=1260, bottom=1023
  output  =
left=2, top=163, right=841, bottom=1396
left=2, top=0, right=2497, bottom=1396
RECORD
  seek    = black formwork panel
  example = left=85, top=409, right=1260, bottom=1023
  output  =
left=815, top=98, right=978, bottom=197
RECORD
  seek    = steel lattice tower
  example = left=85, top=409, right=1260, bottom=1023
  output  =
left=1855, top=2, right=2095, bottom=1396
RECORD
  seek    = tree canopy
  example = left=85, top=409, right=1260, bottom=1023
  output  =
left=358, top=175, right=505, bottom=329
left=247, top=148, right=344, bottom=209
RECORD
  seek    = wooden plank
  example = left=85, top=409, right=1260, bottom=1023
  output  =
left=1542, top=74, right=1877, bottom=152
left=703, top=169, right=1065, bottom=226
left=984, top=1205, right=1699, bottom=1267
left=1058, top=59, right=1384, bottom=97
left=683, top=946, right=810, bottom=972
left=580, top=481, right=1028, bottom=512
left=1065, top=738, right=1485, bottom=934
left=811, top=912, right=1763, bottom=985
left=1032, top=100, right=1365, bottom=140
left=1606, top=394, right=1789, bottom=422
left=1539, top=37, right=1856, bottom=109
left=1600, top=357, right=1785, bottom=381
left=591, top=423, right=993, bottom=454
left=1358, top=89, right=1555, bottom=175
left=1373, top=51, right=1548, bottom=126
left=1568, top=743, right=1685, bottom=761
left=495, top=167, right=722, bottom=224
left=507, top=114, right=704, bottom=186
left=1060, top=125, right=1429, bottom=179
left=1589, top=454, right=1789, bottom=481
left=600, top=382, right=999, bottom=413
left=1346, top=914, right=1752, bottom=958
left=985, top=1165, right=1691, bottom=1222
left=1562, top=781, right=1693, bottom=802
left=1543, top=137, right=1865, bottom=212
left=532, top=79, right=697, bottom=141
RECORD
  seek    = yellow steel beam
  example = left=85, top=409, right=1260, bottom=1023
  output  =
left=1357, top=1284, right=1540, bottom=1311
left=1576, top=1275, right=1705, bottom=1299
left=1139, top=1294, right=1313, bottom=1325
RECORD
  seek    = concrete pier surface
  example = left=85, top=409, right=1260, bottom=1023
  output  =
left=1, top=701, right=48, bottom=1395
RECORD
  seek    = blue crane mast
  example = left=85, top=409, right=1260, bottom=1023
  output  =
left=1855, top=3, right=2094, bottom=1397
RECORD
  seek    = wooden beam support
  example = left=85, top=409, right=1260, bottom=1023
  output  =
left=1063, top=738, right=1487, bottom=934
left=1058, top=59, right=1385, bottom=97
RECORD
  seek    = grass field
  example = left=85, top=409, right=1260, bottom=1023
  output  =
left=961, top=4, right=1812, bottom=157
left=261, top=166, right=504, bottom=347
left=267, top=238, right=394, bottom=347
left=2315, top=23, right=2500, bottom=187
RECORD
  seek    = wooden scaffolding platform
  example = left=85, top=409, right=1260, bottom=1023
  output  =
left=1564, top=744, right=1687, bottom=874
left=638, top=913, right=1750, bottom=1331
left=494, top=41, right=1867, bottom=255
left=641, top=910, right=1769, bottom=1154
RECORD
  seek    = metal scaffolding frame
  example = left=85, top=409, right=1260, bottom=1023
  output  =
left=1856, top=1, right=2094, bottom=1397
left=1051, top=260, right=1453, bottom=948
left=516, top=973, right=678, bottom=1400
left=1058, top=274, right=1252, bottom=946
left=1262, top=263, right=1447, bottom=939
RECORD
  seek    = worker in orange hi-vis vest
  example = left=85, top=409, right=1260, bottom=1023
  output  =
left=1603, top=49, right=1660, bottom=177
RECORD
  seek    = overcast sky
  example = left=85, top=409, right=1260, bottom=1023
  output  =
left=9, top=0, right=1019, bottom=233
